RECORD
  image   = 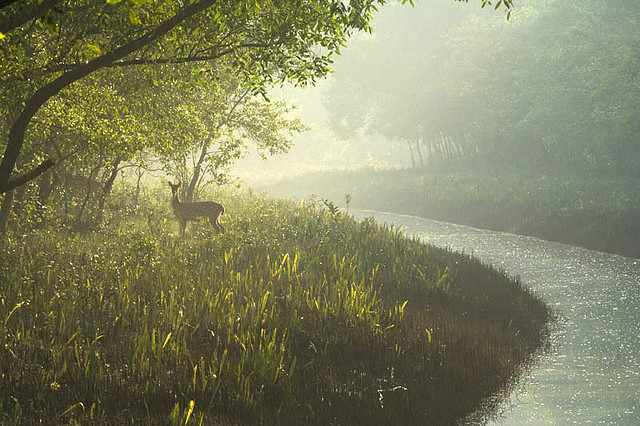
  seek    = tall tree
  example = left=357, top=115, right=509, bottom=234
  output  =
left=0, top=0, right=397, bottom=194
left=149, top=61, right=307, bottom=201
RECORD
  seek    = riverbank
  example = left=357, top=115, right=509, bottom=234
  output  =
left=354, top=209, right=640, bottom=424
left=0, top=186, right=550, bottom=424
left=264, top=169, right=640, bottom=259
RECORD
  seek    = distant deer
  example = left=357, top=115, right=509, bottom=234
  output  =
left=168, top=181, right=225, bottom=236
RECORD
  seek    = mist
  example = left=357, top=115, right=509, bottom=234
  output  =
left=236, top=0, right=639, bottom=185
left=1, top=0, right=638, bottom=423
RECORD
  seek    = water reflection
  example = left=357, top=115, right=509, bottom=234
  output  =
left=353, top=210, right=640, bottom=425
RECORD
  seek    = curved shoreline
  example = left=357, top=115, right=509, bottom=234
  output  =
left=360, top=208, right=640, bottom=424
left=264, top=170, right=640, bottom=259
left=0, top=189, right=552, bottom=424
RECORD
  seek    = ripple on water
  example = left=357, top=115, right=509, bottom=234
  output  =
left=353, top=210, right=640, bottom=425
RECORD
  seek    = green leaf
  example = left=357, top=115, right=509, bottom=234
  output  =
left=162, top=331, right=172, bottom=349
left=184, top=400, right=195, bottom=425
left=57, top=402, right=85, bottom=421
left=4, top=301, right=25, bottom=326
left=129, top=9, right=141, bottom=25
left=87, top=44, right=101, bottom=54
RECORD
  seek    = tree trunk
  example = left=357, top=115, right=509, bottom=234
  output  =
left=0, top=189, right=15, bottom=232
left=134, top=168, right=144, bottom=206
left=186, top=140, right=210, bottom=202
left=406, top=139, right=416, bottom=169
left=35, top=165, right=59, bottom=227
left=98, top=157, right=122, bottom=212
left=76, top=164, right=100, bottom=225
left=0, top=0, right=216, bottom=194
left=38, top=165, right=54, bottom=205
left=415, top=138, right=425, bottom=168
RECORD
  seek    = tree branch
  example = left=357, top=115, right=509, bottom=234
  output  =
left=111, top=50, right=237, bottom=67
left=0, top=0, right=218, bottom=193
left=0, top=159, right=55, bottom=193
left=0, top=0, right=61, bottom=35
left=44, top=42, right=273, bottom=74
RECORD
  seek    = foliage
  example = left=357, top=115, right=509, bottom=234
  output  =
left=0, top=0, right=397, bottom=193
left=0, top=58, right=308, bottom=231
left=154, top=61, right=308, bottom=200
left=322, top=0, right=640, bottom=176
left=0, top=185, right=548, bottom=424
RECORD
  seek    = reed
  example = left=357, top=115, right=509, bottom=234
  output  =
left=0, top=185, right=550, bottom=424
left=267, top=169, right=640, bottom=258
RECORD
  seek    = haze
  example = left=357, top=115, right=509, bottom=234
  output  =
left=238, top=0, right=639, bottom=187
left=1, top=0, right=638, bottom=423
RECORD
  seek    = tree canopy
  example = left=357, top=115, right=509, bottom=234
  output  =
left=0, top=0, right=516, bottom=197
left=0, top=0, right=381, bottom=193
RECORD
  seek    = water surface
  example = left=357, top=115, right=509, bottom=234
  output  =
left=353, top=210, right=640, bottom=425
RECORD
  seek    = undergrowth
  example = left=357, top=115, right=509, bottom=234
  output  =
left=0, top=185, right=550, bottom=424
left=266, top=169, right=640, bottom=258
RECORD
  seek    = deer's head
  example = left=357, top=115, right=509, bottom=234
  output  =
left=168, top=181, right=181, bottom=197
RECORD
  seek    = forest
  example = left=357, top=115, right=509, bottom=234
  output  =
left=322, top=0, right=640, bottom=177
left=265, top=0, right=640, bottom=258
left=5, top=0, right=634, bottom=423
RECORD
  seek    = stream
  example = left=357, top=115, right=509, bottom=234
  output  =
left=352, top=210, right=640, bottom=425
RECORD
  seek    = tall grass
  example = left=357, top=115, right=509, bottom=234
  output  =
left=266, top=169, right=640, bottom=258
left=0, top=185, right=550, bottom=424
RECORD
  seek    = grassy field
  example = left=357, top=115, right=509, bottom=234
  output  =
left=266, top=169, right=640, bottom=259
left=0, top=185, right=550, bottom=424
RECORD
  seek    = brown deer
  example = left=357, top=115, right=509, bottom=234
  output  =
left=168, top=181, right=225, bottom=236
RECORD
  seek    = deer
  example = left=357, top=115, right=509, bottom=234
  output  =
left=168, top=181, right=225, bottom=236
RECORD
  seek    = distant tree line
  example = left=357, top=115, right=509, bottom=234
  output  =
left=325, top=0, right=640, bottom=177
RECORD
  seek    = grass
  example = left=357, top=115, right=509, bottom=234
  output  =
left=266, top=169, right=640, bottom=258
left=0, top=184, right=550, bottom=424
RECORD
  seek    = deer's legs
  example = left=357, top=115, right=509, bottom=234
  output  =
left=209, top=214, right=225, bottom=234
left=215, top=218, right=225, bottom=234
left=179, top=220, right=187, bottom=237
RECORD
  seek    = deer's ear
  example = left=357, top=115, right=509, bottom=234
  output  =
left=168, top=181, right=173, bottom=187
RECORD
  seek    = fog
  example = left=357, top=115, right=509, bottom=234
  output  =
left=234, top=0, right=640, bottom=187
left=2, top=1, right=638, bottom=423
left=233, top=1, right=480, bottom=185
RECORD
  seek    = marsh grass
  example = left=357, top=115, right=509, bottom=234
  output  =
left=267, top=169, right=640, bottom=258
left=0, top=185, right=549, bottom=424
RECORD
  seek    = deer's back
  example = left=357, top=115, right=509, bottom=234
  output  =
left=173, top=201, right=224, bottom=220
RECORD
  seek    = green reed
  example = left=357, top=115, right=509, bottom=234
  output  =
left=0, top=185, right=550, bottom=424
left=267, top=169, right=640, bottom=258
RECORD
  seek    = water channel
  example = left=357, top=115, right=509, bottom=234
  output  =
left=352, top=210, right=640, bottom=425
